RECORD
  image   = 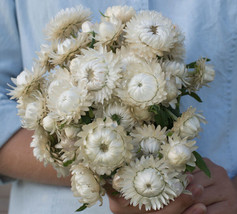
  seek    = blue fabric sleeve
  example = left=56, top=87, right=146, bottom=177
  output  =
left=0, top=0, right=23, bottom=184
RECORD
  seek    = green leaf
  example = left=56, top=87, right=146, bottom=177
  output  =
left=99, top=10, right=109, bottom=18
left=166, top=131, right=173, bottom=137
left=188, top=92, right=203, bottom=102
left=88, top=108, right=94, bottom=118
left=148, top=105, right=160, bottom=114
left=186, top=61, right=197, bottom=69
left=112, top=191, right=120, bottom=196
left=111, top=114, right=122, bottom=125
left=185, top=164, right=196, bottom=173
left=63, top=155, right=76, bottom=167
left=75, top=203, right=88, bottom=212
left=193, top=151, right=211, bottom=177
left=89, top=31, right=96, bottom=49
left=80, top=115, right=91, bottom=124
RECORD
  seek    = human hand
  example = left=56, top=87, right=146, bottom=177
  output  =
left=184, top=158, right=237, bottom=214
left=105, top=174, right=205, bottom=214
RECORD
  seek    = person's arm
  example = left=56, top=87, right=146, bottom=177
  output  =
left=0, top=0, right=70, bottom=187
left=0, top=128, right=71, bottom=186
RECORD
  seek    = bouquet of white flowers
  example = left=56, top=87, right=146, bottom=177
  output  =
left=9, top=5, right=215, bottom=212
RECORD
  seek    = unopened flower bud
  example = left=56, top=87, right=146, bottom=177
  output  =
left=43, top=115, right=55, bottom=133
left=99, top=21, right=116, bottom=40
left=82, top=21, right=94, bottom=33
left=180, top=116, right=201, bottom=139
left=203, top=64, right=215, bottom=84
left=65, top=126, right=79, bottom=138
left=168, top=144, right=191, bottom=166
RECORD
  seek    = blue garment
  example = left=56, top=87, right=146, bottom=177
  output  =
left=0, top=0, right=236, bottom=213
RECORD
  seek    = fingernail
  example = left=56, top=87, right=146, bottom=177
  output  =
left=191, top=185, right=204, bottom=199
left=186, top=174, right=194, bottom=184
left=193, top=204, right=207, bottom=214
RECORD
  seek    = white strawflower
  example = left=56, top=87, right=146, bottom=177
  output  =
left=161, top=134, right=197, bottom=171
left=81, top=21, right=94, bottom=33
left=94, top=17, right=124, bottom=48
left=103, top=101, right=135, bottom=130
left=31, top=127, right=70, bottom=177
left=45, top=5, right=91, bottom=41
left=130, top=106, right=152, bottom=122
left=64, top=126, right=81, bottom=139
left=36, top=43, right=57, bottom=72
left=8, top=63, right=45, bottom=99
left=49, top=33, right=90, bottom=66
left=70, top=47, right=122, bottom=104
left=124, top=11, right=184, bottom=59
left=162, top=60, right=187, bottom=86
left=172, top=107, right=206, bottom=140
left=163, top=28, right=185, bottom=61
left=55, top=129, right=79, bottom=164
left=42, top=114, right=57, bottom=134
left=114, top=156, right=182, bottom=211
left=31, top=127, right=54, bottom=166
left=163, top=78, right=181, bottom=108
left=17, top=90, right=45, bottom=130
left=103, top=5, right=136, bottom=23
left=47, top=68, right=91, bottom=124
left=71, top=164, right=105, bottom=206
left=186, top=58, right=215, bottom=91
left=131, top=125, right=167, bottom=156
left=116, top=57, right=166, bottom=108
left=76, top=118, right=133, bottom=175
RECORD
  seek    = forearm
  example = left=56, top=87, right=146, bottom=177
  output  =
left=0, top=128, right=70, bottom=186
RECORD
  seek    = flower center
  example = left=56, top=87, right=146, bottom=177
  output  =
left=150, top=25, right=158, bottom=34
left=100, top=143, right=108, bottom=152
left=58, top=89, right=78, bottom=112
left=87, top=68, right=95, bottom=82
left=134, top=168, right=165, bottom=197
left=128, top=73, right=158, bottom=102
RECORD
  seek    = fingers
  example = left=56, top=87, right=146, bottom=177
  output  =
left=105, top=181, right=204, bottom=214
left=159, top=183, right=204, bottom=214
left=192, top=170, right=214, bottom=188
left=183, top=203, right=207, bottom=214
left=206, top=201, right=228, bottom=214
left=195, top=185, right=225, bottom=206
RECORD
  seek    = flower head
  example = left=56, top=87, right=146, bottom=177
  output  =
left=76, top=118, right=133, bottom=175
left=45, top=5, right=91, bottom=41
left=71, top=164, right=105, bottom=206
left=113, top=156, right=183, bottom=211
left=172, top=107, right=206, bottom=139
left=125, top=11, right=184, bottom=59
left=17, top=90, right=45, bottom=130
left=161, top=134, right=197, bottom=171
left=186, top=58, right=215, bottom=91
left=47, top=68, right=91, bottom=124
left=131, top=125, right=167, bottom=156
left=116, top=57, right=166, bottom=108
left=103, top=5, right=136, bottom=24
left=70, top=47, right=122, bottom=104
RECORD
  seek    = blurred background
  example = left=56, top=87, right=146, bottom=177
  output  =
left=0, top=184, right=11, bottom=214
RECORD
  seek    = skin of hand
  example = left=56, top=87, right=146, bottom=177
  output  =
left=105, top=174, right=205, bottom=214
left=0, top=128, right=71, bottom=186
left=106, top=158, right=237, bottom=214
left=183, top=158, right=237, bottom=214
